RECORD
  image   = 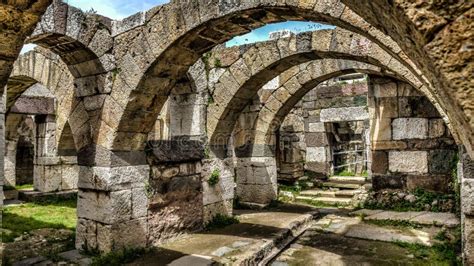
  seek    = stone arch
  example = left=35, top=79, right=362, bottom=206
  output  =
left=237, top=59, right=387, bottom=152
left=106, top=0, right=439, bottom=152
left=206, top=29, right=432, bottom=157
left=11, top=49, right=92, bottom=151
left=230, top=58, right=395, bottom=205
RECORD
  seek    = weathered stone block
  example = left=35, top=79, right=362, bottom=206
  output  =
left=235, top=157, right=277, bottom=185
left=429, top=119, right=446, bottom=138
left=320, top=106, right=369, bottom=122
left=462, top=179, right=474, bottom=216
left=61, top=164, right=79, bottom=190
left=236, top=183, right=277, bottom=205
left=97, top=218, right=148, bottom=252
left=371, top=151, right=388, bottom=174
left=375, top=97, right=399, bottom=118
left=147, top=139, right=205, bottom=162
left=305, top=162, right=329, bottom=175
left=34, top=164, right=62, bottom=192
left=308, top=122, right=325, bottom=132
left=201, top=158, right=234, bottom=205
left=372, top=174, right=406, bottom=190
left=306, top=147, right=327, bottom=162
left=392, top=118, right=428, bottom=140
left=203, top=199, right=233, bottom=223
left=131, top=187, right=148, bottom=219
left=77, top=189, right=132, bottom=224
left=371, top=118, right=392, bottom=141
left=372, top=141, right=408, bottom=150
left=305, top=132, right=329, bottom=147
left=406, top=174, right=450, bottom=193
left=388, top=151, right=428, bottom=173
left=75, top=218, right=98, bottom=251
left=373, top=82, right=397, bottom=97
left=77, top=165, right=149, bottom=191
left=463, top=214, right=474, bottom=265
left=429, top=150, right=457, bottom=174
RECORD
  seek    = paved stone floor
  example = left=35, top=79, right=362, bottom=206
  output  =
left=131, top=204, right=318, bottom=265
left=271, top=229, right=435, bottom=266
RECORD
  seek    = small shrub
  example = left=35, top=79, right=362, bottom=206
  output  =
left=208, top=169, right=220, bottom=186
left=214, top=58, right=222, bottom=68
left=205, top=214, right=239, bottom=231
left=3, top=185, right=15, bottom=191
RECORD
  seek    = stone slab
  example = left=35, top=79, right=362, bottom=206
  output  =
left=320, top=106, right=369, bottom=122
left=410, top=212, right=460, bottom=228
left=345, top=223, right=436, bottom=246
left=169, top=255, right=215, bottom=266
left=365, top=211, right=426, bottom=221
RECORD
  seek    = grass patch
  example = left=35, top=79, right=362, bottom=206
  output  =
left=15, top=183, right=34, bottom=190
left=205, top=214, right=239, bottom=231
left=334, top=170, right=355, bottom=176
left=394, top=241, right=461, bottom=265
left=2, top=198, right=77, bottom=243
left=91, top=247, right=148, bottom=266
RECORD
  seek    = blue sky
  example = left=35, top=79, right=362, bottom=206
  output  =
left=21, top=0, right=334, bottom=53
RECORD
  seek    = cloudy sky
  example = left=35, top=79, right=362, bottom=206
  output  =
left=21, top=0, right=334, bottom=53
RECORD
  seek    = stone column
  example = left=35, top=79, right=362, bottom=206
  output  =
left=34, top=114, right=62, bottom=192
left=4, top=139, right=17, bottom=187
left=75, top=147, right=149, bottom=252
left=234, top=136, right=278, bottom=206
left=460, top=150, right=474, bottom=264
left=0, top=86, right=6, bottom=204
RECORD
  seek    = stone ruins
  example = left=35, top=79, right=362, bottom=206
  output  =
left=0, top=0, right=472, bottom=264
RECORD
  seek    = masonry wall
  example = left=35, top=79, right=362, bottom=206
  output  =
left=368, top=77, right=457, bottom=193
left=289, top=79, right=369, bottom=179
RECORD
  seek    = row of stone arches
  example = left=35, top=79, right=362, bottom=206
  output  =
left=0, top=0, right=472, bottom=263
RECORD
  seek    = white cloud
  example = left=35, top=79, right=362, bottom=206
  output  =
left=65, top=0, right=169, bottom=20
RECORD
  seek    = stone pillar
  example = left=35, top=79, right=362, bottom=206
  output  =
left=278, top=112, right=306, bottom=182
left=34, top=114, right=62, bottom=192
left=460, top=150, right=474, bottom=264
left=202, top=158, right=234, bottom=222
left=0, top=86, right=6, bottom=203
left=235, top=155, right=278, bottom=206
left=75, top=148, right=150, bottom=252
left=4, top=139, right=17, bottom=187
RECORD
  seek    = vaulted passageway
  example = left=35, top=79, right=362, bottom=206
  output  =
left=0, top=0, right=472, bottom=264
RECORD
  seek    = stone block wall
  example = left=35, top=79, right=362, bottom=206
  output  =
left=368, top=77, right=457, bottom=193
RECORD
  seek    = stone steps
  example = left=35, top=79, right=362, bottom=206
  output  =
left=328, top=176, right=367, bottom=183
left=300, top=189, right=356, bottom=198
left=321, top=181, right=362, bottom=189
left=296, top=195, right=352, bottom=206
